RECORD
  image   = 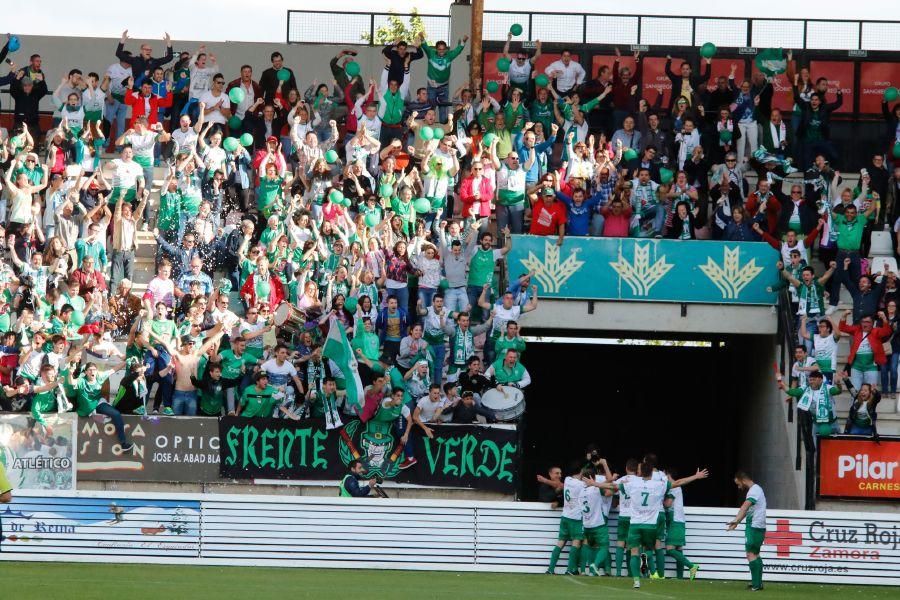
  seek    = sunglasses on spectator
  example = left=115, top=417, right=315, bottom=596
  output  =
left=247, top=311, right=258, bottom=315
left=725, top=159, right=737, bottom=163
left=791, top=190, right=802, bottom=195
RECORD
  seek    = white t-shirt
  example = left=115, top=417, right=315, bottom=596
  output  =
left=111, top=159, right=144, bottom=189
left=199, top=91, right=231, bottom=125
left=260, top=359, right=298, bottom=389
left=791, top=356, right=818, bottom=388
left=667, top=485, right=686, bottom=524
left=491, top=303, right=522, bottom=338
left=616, top=473, right=636, bottom=518
left=189, top=64, right=217, bottom=100
left=508, top=59, right=532, bottom=85
left=233, top=82, right=256, bottom=119
left=106, top=62, right=133, bottom=96
left=746, top=484, right=767, bottom=529
left=415, top=396, right=446, bottom=423
left=240, top=320, right=266, bottom=352
left=562, top=476, right=587, bottom=520
left=172, top=127, right=199, bottom=154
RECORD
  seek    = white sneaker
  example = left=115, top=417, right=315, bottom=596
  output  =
left=633, top=580, right=641, bottom=589
left=825, top=306, right=838, bottom=316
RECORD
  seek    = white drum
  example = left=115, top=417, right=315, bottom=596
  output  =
left=272, top=302, right=307, bottom=336
left=480, top=387, right=525, bottom=422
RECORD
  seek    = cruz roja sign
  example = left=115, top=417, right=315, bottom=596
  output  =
left=765, top=516, right=900, bottom=567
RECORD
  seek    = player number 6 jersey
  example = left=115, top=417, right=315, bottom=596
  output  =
left=562, top=476, right=587, bottom=520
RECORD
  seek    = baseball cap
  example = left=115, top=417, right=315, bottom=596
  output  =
left=254, top=371, right=269, bottom=382
left=180, top=334, right=195, bottom=345
left=541, top=187, right=555, bottom=197
left=266, top=135, right=277, bottom=143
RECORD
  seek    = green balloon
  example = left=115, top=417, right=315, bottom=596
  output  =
left=622, top=148, right=638, bottom=162
left=700, top=42, right=717, bottom=59
left=481, top=132, right=497, bottom=147
left=719, top=129, right=733, bottom=142
left=364, top=212, right=381, bottom=227
left=510, top=23, right=523, bottom=36
left=379, top=183, right=393, bottom=198
left=885, top=87, right=900, bottom=102
left=325, top=149, right=339, bottom=163
left=486, top=81, right=499, bottom=94
left=413, top=197, right=432, bottom=213
left=240, top=133, right=254, bottom=147
left=659, top=168, right=674, bottom=184
left=345, top=61, right=361, bottom=78
left=439, top=278, right=450, bottom=290
left=228, top=87, right=245, bottom=104
left=228, top=116, right=242, bottom=130
left=432, top=128, right=444, bottom=140
left=344, top=297, right=358, bottom=313
left=535, top=74, right=550, bottom=88
left=223, top=137, right=239, bottom=152
left=70, top=310, right=85, bottom=328
left=894, top=143, right=900, bottom=159
left=276, top=68, right=290, bottom=82
left=419, top=126, right=434, bottom=141
left=497, top=57, right=511, bottom=73
left=328, top=189, right=344, bottom=204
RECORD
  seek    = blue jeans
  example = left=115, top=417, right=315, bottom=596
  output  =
left=105, top=100, right=128, bottom=138
left=495, top=204, right=525, bottom=235
left=467, top=285, right=488, bottom=318
left=881, top=352, right=899, bottom=394
left=172, top=390, right=198, bottom=416
left=418, top=287, right=436, bottom=312
left=394, top=413, right=414, bottom=459
left=429, top=342, right=446, bottom=383
left=428, top=83, right=450, bottom=123
left=444, top=287, right=467, bottom=314
left=850, top=368, right=879, bottom=390
left=800, top=316, right=819, bottom=353
left=590, top=213, right=605, bottom=237
left=387, top=286, right=410, bottom=313
left=848, top=424, right=875, bottom=435
left=95, top=402, right=127, bottom=444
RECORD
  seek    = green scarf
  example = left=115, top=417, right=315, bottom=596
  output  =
left=382, top=90, right=405, bottom=125
left=451, top=326, right=475, bottom=365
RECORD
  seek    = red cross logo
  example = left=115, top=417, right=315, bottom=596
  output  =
left=765, top=519, right=803, bottom=557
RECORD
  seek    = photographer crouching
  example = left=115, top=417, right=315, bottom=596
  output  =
left=339, top=459, right=383, bottom=498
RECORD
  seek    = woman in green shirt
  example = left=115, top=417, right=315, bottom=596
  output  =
left=257, top=161, right=286, bottom=218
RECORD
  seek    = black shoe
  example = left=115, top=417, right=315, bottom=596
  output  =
left=750, top=586, right=763, bottom=591
left=639, top=553, right=649, bottom=577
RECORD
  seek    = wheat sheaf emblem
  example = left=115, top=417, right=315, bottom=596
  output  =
left=609, top=242, right=674, bottom=296
left=700, top=246, right=764, bottom=299
left=519, top=241, right=585, bottom=294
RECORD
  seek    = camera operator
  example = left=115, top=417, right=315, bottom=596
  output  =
left=339, top=459, right=377, bottom=498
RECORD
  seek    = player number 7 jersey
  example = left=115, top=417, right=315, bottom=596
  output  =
left=619, top=478, right=671, bottom=526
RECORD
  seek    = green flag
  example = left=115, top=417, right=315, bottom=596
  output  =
left=755, top=48, right=787, bottom=76
left=322, top=317, right=365, bottom=414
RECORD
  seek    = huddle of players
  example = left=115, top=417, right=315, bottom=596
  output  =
left=547, top=454, right=709, bottom=590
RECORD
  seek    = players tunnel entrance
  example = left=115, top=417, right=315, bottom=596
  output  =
left=518, top=335, right=779, bottom=507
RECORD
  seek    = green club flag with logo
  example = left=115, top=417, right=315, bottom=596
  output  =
left=322, top=317, right=365, bottom=413
left=755, top=48, right=787, bottom=76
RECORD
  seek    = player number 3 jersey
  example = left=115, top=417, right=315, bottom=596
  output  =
left=562, top=476, right=587, bottom=520
left=620, top=477, right=671, bottom=526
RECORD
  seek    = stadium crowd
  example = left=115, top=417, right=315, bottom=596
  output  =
left=0, top=29, right=898, bottom=454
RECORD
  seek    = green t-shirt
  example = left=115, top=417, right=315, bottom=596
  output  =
left=72, top=372, right=112, bottom=416
left=832, top=213, right=865, bottom=252
left=467, top=248, right=500, bottom=287
left=218, top=349, right=255, bottom=380
left=421, top=40, right=465, bottom=85
left=150, top=318, right=177, bottom=343
left=240, top=384, right=279, bottom=418
left=31, top=387, right=60, bottom=425
left=257, top=177, right=283, bottom=213
left=158, top=192, right=182, bottom=231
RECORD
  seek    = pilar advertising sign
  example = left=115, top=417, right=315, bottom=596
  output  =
left=818, top=436, right=900, bottom=500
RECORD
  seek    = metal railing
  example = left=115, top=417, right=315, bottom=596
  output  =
left=287, top=10, right=450, bottom=45
left=286, top=9, right=900, bottom=52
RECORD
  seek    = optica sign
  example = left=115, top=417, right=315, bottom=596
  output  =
left=818, top=436, right=900, bottom=499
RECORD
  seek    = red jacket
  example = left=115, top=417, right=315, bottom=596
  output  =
left=124, top=90, right=173, bottom=127
left=459, top=175, right=495, bottom=218
left=240, top=272, right=285, bottom=311
left=838, top=321, right=892, bottom=366
left=745, top=193, right=781, bottom=235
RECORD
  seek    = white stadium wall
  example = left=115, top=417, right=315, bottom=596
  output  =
left=1, top=491, right=898, bottom=586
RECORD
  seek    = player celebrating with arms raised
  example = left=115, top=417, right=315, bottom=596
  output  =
left=727, top=471, right=767, bottom=591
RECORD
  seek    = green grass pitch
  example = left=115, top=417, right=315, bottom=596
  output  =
left=0, top=562, right=895, bottom=599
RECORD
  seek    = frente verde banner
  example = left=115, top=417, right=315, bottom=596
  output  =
left=219, top=417, right=519, bottom=493
left=508, top=236, right=781, bottom=304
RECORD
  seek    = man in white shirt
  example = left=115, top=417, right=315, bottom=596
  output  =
left=413, top=384, right=448, bottom=427
left=728, top=471, right=768, bottom=592
left=544, top=49, right=585, bottom=96
left=105, top=59, right=133, bottom=138
left=200, top=73, right=231, bottom=133
left=171, top=113, right=203, bottom=157
left=228, top=65, right=258, bottom=120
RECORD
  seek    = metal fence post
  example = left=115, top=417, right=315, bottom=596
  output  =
left=370, top=14, right=375, bottom=46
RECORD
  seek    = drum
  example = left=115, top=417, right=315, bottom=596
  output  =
left=480, top=387, right=525, bottom=422
left=273, top=303, right=307, bottom=336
